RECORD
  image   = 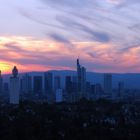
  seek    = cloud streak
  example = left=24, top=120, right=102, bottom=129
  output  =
left=1, top=36, right=140, bottom=73
left=34, top=0, right=140, bottom=47
left=14, top=0, right=140, bottom=49
left=0, top=0, right=140, bottom=73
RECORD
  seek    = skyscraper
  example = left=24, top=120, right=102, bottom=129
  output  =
left=0, top=71, right=3, bottom=94
left=81, top=66, right=86, bottom=94
left=77, top=58, right=86, bottom=98
left=55, top=89, right=63, bottom=103
left=20, top=74, right=32, bottom=94
left=77, top=58, right=81, bottom=92
left=86, top=81, right=91, bottom=93
left=54, top=76, right=61, bottom=91
left=65, top=76, right=72, bottom=94
left=33, top=76, right=43, bottom=94
left=72, top=76, right=77, bottom=93
left=3, top=82, right=9, bottom=93
left=118, top=81, right=124, bottom=98
left=95, top=84, right=102, bottom=95
left=9, top=66, right=20, bottom=104
left=44, top=72, right=54, bottom=103
left=104, top=73, right=112, bottom=96
left=44, top=72, right=53, bottom=93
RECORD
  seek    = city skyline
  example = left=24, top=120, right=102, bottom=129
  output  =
left=0, top=0, right=140, bottom=73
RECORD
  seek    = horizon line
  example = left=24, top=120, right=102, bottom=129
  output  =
left=2, top=69, right=140, bottom=76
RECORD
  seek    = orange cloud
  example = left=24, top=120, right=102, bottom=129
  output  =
left=0, top=35, right=140, bottom=74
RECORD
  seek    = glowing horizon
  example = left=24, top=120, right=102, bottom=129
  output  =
left=0, top=35, right=140, bottom=74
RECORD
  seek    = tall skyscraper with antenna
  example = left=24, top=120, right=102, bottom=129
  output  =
left=0, top=70, right=3, bottom=94
left=77, top=58, right=86, bottom=99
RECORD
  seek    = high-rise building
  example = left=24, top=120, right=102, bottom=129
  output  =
left=91, top=84, right=95, bottom=94
left=44, top=72, right=54, bottom=103
left=3, top=82, right=9, bottom=93
left=95, top=83, right=102, bottom=94
left=20, top=74, right=32, bottom=94
left=77, top=58, right=86, bottom=98
left=9, top=66, right=20, bottom=104
left=118, top=81, right=124, bottom=98
left=0, top=71, right=3, bottom=94
left=81, top=67, right=86, bottom=94
left=55, top=89, right=63, bottom=103
left=86, top=82, right=91, bottom=93
left=104, top=73, right=112, bottom=96
left=33, top=76, right=43, bottom=94
left=77, top=58, right=81, bottom=92
left=65, top=76, right=72, bottom=94
left=90, top=83, right=103, bottom=100
left=44, top=72, right=53, bottom=93
left=72, top=76, right=77, bottom=93
left=54, top=76, right=61, bottom=91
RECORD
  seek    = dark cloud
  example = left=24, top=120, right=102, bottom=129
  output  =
left=88, top=31, right=110, bottom=43
left=0, top=42, right=54, bottom=66
left=49, top=33, right=71, bottom=43
left=4, top=42, right=26, bottom=52
left=128, top=23, right=140, bottom=32
left=87, top=52, right=97, bottom=58
left=18, top=7, right=65, bottom=30
left=17, top=0, right=111, bottom=43
left=0, top=39, right=75, bottom=68
left=48, top=33, right=75, bottom=50
left=15, top=0, right=140, bottom=53
left=120, top=44, right=140, bottom=52
left=116, top=0, right=140, bottom=8
left=41, top=0, right=91, bottom=9
left=56, top=15, right=110, bottom=43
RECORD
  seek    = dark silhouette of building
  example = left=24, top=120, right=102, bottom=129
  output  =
left=3, top=82, right=9, bottom=93
left=77, top=58, right=86, bottom=99
left=95, top=83, right=102, bottom=94
left=54, top=76, right=61, bottom=91
left=12, top=66, right=18, bottom=78
left=10, top=66, right=20, bottom=104
left=20, top=74, right=32, bottom=94
left=86, top=81, right=91, bottom=93
left=44, top=72, right=54, bottom=103
left=65, top=76, right=72, bottom=94
left=0, top=70, right=3, bottom=94
left=33, top=76, right=42, bottom=94
left=118, top=81, right=124, bottom=98
left=72, top=76, right=78, bottom=93
left=104, top=73, right=112, bottom=96
left=44, top=72, right=53, bottom=94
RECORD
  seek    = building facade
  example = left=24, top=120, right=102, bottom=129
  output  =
left=77, top=58, right=87, bottom=99
left=104, top=73, right=112, bottom=97
left=9, top=66, right=20, bottom=104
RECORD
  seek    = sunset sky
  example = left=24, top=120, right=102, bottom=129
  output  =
left=0, top=0, right=140, bottom=73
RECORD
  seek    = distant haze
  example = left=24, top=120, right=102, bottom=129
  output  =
left=3, top=70, right=140, bottom=89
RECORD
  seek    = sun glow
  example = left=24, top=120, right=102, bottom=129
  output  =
left=0, top=62, right=11, bottom=73
left=0, top=35, right=140, bottom=73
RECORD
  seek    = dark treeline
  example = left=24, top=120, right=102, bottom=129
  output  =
left=0, top=99, right=140, bottom=140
